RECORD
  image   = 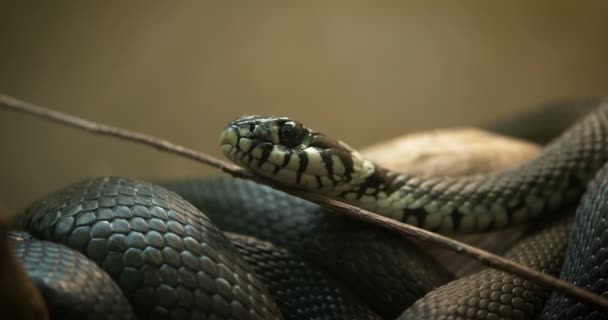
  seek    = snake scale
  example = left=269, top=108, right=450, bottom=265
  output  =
left=7, top=98, right=608, bottom=319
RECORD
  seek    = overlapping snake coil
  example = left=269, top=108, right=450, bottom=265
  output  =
left=8, top=100, right=608, bottom=320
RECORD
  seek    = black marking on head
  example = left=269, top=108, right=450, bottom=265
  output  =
left=248, top=139, right=260, bottom=153
left=256, top=143, right=274, bottom=167
left=260, top=125, right=275, bottom=142
left=309, top=134, right=346, bottom=150
left=320, top=150, right=336, bottom=184
left=244, top=139, right=261, bottom=163
left=295, top=150, right=308, bottom=183
left=333, top=149, right=354, bottom=181
left=277, top=151, right=291, bottom=172
left=315, top=175, right=322, bottom=189
left=310, top=134, right=354, bottom=182
left=234, top=127, right=242, bottom=145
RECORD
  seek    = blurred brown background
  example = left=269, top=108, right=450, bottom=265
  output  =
left=1, top=1, right=608, bottom=214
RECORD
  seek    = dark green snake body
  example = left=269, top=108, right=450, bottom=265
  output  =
left=9, top=99, right=608, bottom=319
left=160, top=176, right=453, bottom=319
left=9, top=230, right=137, bottom=320
left=16, top=177, right=385, bottom=320
left=225, top=232, right=382, bottom=319
left=398, top=214, right=573, bottom=319
left=541, top=169, right=608, bottom=320
left=18, top=177, right=283, bottom=319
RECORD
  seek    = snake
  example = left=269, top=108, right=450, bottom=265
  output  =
left=7, top=98, right=608, bottom=319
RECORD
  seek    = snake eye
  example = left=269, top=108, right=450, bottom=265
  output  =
left=279, top=121, right=304, bottom=147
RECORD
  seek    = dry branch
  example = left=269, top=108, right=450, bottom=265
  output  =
left=1, top=92, right=607, bottom=313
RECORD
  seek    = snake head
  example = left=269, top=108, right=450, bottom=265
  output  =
left=220, top=116, right=374, bottom=193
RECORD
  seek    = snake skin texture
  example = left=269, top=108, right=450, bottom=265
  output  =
left=397, top=214, right=574, bottom=320
left=18, top=177, right=282, bottom=320
left=160, top=176, right=454, bottom=319
left=160, top=177, right=323, bottom=250
left=12, top=100, right=608, bottom=319
left=541, top=166, right=608, bottom=320
left=9, top=234, right=137, bottom=320
left=225, top=232, right=382, bottom=320
left=218, top=104, right=608, bottom=234
left=344, top=105, right=608, bottom=232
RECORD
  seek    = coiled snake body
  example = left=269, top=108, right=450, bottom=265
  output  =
left=9, top=99, right=608, bottom=319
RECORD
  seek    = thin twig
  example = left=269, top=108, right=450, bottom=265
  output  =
left=0, top=93, right=229, bottom=170
left=2, top=92, right=607, bottom=313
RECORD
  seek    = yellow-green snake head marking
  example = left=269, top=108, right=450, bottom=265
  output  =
left=220, top=116, right=375, bottom=195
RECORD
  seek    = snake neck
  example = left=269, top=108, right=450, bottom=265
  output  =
left=338, top=160, right=589, bottom=234
left=336, top=104, right=608, bottom=233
